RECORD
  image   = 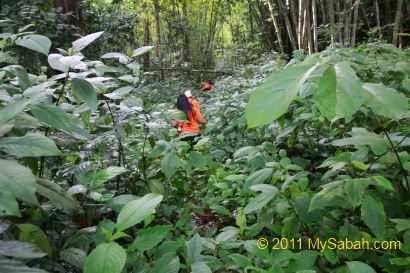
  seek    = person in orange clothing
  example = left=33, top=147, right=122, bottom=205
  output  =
left=202, top=81, right=214, bottom=90
left=171, top=94, right=206, bottom=147
left=184, top=90, right=200, bottom=109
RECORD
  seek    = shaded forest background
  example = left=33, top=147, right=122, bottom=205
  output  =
left=2, top=0, right=409, bottom=80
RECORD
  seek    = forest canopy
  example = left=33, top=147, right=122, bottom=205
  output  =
left=0, top=0, right=409, bottom=273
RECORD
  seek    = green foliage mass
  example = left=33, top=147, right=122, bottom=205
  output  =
left=0, top=19, right=410, bottom=273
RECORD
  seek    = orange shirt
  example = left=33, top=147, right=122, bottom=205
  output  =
left=188, top=97, right=200, bottom=110
left=177, top=106, right=203, bottom=134
left=203, top=83, right=214, bottom=90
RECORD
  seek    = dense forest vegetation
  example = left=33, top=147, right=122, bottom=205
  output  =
left=0, top=0, right=409, bottom=273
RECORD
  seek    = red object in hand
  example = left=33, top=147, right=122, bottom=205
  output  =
left=203, top=82, right=214, bottom=90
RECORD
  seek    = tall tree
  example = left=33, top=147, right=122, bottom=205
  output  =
left=152, top=0, right=164, bottom=80
left=277, top=0, right=297, bottom=51
left=142, top=2, right=151, bottom=71
left=351, top=0, right=360, bottom=46
left=312, top=0, right=318, bottom=52
left=392, top=0, right=403, bottom=46
left=267, top=0, right=284, bottom=53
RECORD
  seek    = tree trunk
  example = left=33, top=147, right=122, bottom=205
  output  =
left=335, top=0, right=343, bottom=42
left=351, top=0, right=360, bottom=46
left=152, top=0, right=164, bottom=80
left=298, top=0, right=304, bottom=49
left=319, top=0, right=327, bottom=25
left=142, top=3, right=151, bottom=71
left=360, top=3, right=371, bottom=30
left=55, top=0, right=79, bottom=25
left=327, top=0, right=336, bottom=45
left=182, top=0, right=190, bottom=62
left=312, top=0, right=318, bottom=52
left=304, top=0, right=314, bottom=53
left=277, top=0, right=297, bottom=51
left=373, top=0, right=382, bottom=38
left=343, top=0, right=352, bottom=45
left=267, top=0, right=284, bottom=53
left=392, top=0, right=403, bottom=45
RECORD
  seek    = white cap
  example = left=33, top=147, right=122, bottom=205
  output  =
left=184, top=90, right=192, bottom=97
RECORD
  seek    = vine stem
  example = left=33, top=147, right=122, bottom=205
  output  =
left=370, top=110, right=409, bottom=190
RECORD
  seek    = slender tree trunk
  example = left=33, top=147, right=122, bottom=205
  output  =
left=351, top=0, right=360, bottom=46
left=392, top=0, right=403, bottom=46
left=312, top=0, right=318, bottom=52
left=248, top=1, right=255, bottom=43
left=319, top=0, right=327, bottom=25
left=277, top=0, right=297, bottom=51
left=267, top=0, right=284, bottom=53
left=182, top=0, right=190, bottom=62
left=327, top=0, right=336, bottom=45
left=360, top=3, right=371, bottom=30
left=142, top=3, right=151, bottom=71
left=304, top=0, right=314, bottom=53
left=298, top=0, right=304, bottom=49
left=290, top=0, right=298, bottom=32
left=373, top=0, right=382, bottom=38
left=343, top=0, right=352, bottom=45
left=152, top=0, right=164, bottom=80
left=335, top=0, right=343, bottom=42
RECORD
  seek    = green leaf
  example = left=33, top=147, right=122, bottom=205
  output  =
left=116, top=193, right=163, bottom=231
left=170, top=111, right=188, bottom=122
left=132, top=46, right=154, bottom=57
left=59, top=248, right=86, bottom=268
left=83, top=242, right=126, bottom=273
left=331, top=135, right=390, bottom=148
left=15, top=34, right=51, bottom=55
left=191, top=261, right=212, bottom=273
left=189, top=152, right=207, bottom=169
left=151, top=253, right=180, bottom=273
left=0, top=240, right=46, bottom=258
left=48, top=54, right=69, bottom=72
left=362, top=83, right=407, bottom=120
left=229, top=254, right=252, bottom=268
left=245, top=168, right=273, bottom=187
left=17, top=224, right=51, bottom=256
left=245, top=61, right=317, bottom=128
left=0, top=186, right=20, bottom=217
left=351, top=160, right=368, bottom=170
left=107, top=194, right=138, bottom=212
left=72, top=31, right=104, bottom=53
left=104, top=86, right=133, bottom=100
left=71, top=78, right=98, bottom=111
left=236, top=209, right=246, bottom=233
left=0, top=257, right=48, bottom=273
left=31, top=104, right=72, bottom=133
left=372, top=176, right=394, bottom=192
left=161, top=152, right=181, bottom=179
left=391, top=219, right=410, bottom=232
left=314, top=64, right=337, bottom=119
left=346, top=261, right=376, bottom=273
left=35, top=178, right=82, bottom=211
left=130, top=226, right=171, bottom=251
left=361, top=195, right=386, bottom=239
left=0, top=135, right=61, bottom=156
left=148, top=179, right=164, bottom=194
left=0, top=160, right=38, bottom=204
left=91, top=166, right=128, bottom=188
left=344, top=179, right=370, bottom=208
left=244, top=188, right=277, bottom=214
left=187, top=234, right=202, bottom=264
left=334, top=62, right=364, bottom=119
left=0, top=99, right=30, bottom=125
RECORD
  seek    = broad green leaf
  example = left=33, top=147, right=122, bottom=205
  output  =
left=36, top=178, right=82, bottom=211
left=59, top=248, right=86, bottom=268
left=48, top=54, right=69, bottom=72
left=246, top=61, right=317, bottom=128
left=334, top=62, right=363, bottom=119
left=191, top=261, right=212, bottom=273
left=132, top=46, right=154, bottom=57
left=170, top=111, right=188, bottom=122
left=344, top=179, right=370, bottom=208
left=107, top=194, right=138, bottom=212
left=187, top=234, right=202, bottom=264
left=0, top=160, right=38, bottom=204
left=83, top=242, right=126, bottom=273
left=0, top=99, right=29, bottom=125
left=31, top=104, right=72, bottom=133
left=59, top=55, right=85, bottom=69
left=244, top=189, right=277, bottom=214
left=346, top=261, right=376, bottom=273
left=0, top=240, right=46, bottom=258
left=351, top=160, right=368, bottom=170
left=372, top=176, right=394, bottom=192
left=309, top=181, right=345, bottom=212
left=72, top=31, right=104, bottom=53
left=15, top=34, right=51, bottom=55
left=390, top=219, right=410, bottom=232
left=91, top=166, right=128, bottom=188
left=189, top=152, right=207, bottom=169
left=0, top=186, right=20, bottom=217
left=161, top=152, right=181, bottom=179
left=71, top=78, right=98, bottom=111
left=104, top=86, right=133, bottom=100
left=148, top=179, right=164, bottom=194
left=17, top=224, right=51, bottom=256
left=224, top=174, right=247, bottom=181
left=362, top=83, right=407, bottom=120
left=0, top=135, right=60, bottom=156
left=116, top=193, right=163, bottom=231
left=236, top=209, right=246, bottom=233
left=361, top=195, right=386, bottom=239
left=243, top=168, right=273, bottom=193
left=228, top=254, right=252, bottom=268
left=130, top=226, right=171, bottom=251
left=314, top=64, right=336, bottom=119
left=0, top=257, right=48, bottom=273
left=151, top=253, right=180, bottom=273
left=331, top=135, right=389, bottom=148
